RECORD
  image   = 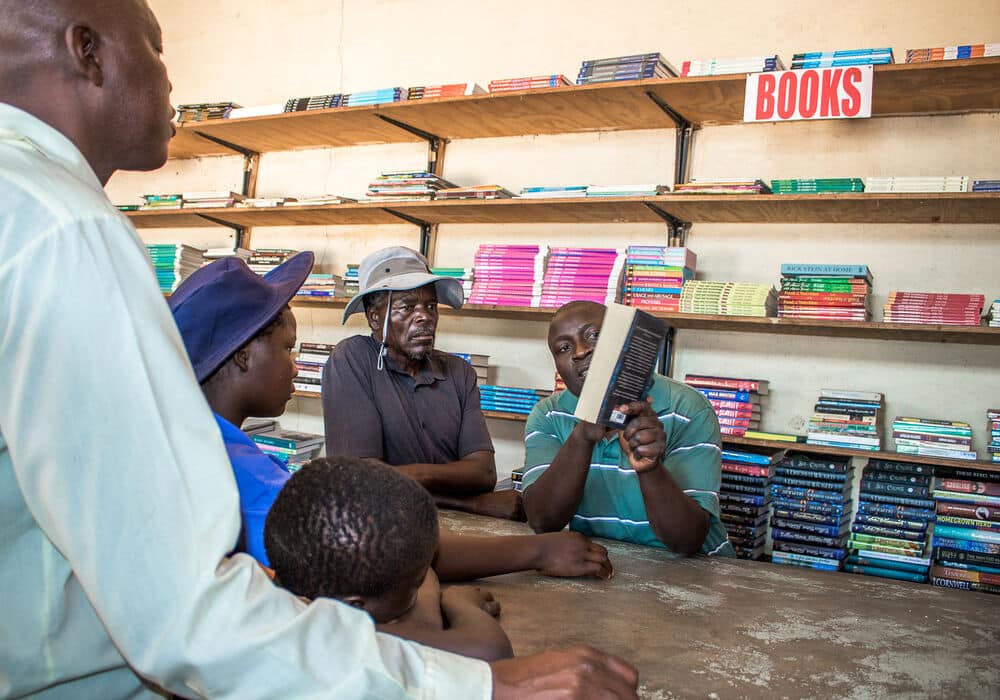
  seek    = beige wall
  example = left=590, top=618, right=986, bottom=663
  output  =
left=109, top=0, right=1000, bottom=475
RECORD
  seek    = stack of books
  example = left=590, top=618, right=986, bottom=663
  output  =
left=777, top=264, right=872, bottom=322
left=468, top=244, right=547, bottom=307
left=242, top=418, right=277, bottom=436
left=864, top=176, right=969, bottom=193
left=366, top=171, right=457, bottom=202
left=930, top=465, right=1000, bottom=595
left=989, top=300, right=1000, bottom=327
left=518, top=185, right=587, bottom=199
left=892, top=417, right=977, bottom=461
left=433, top=185, right=514, bottom=200
left=622, top=246, right=696, bottom=313
left=537, top=247, right=624, bottom=308
left=293, top=342, right=335, bottom=395
left=679, top=281, right=777, bottom=317
left=341, top=88, right=404, bottom=107
left=407, top=83, right=485, bottom=100
left=147, top=244, right=205, bottom=293
left=770, top=452, right=853, bottom=571
left=450, top=352, right=488, bottom=386
left=488, top=75, right=573, bottom=93
left=807, top=389, right=884, bottom=451
left=236, top=197, right=297, bottom=207
left=284, top=195, right=356, bottom=206
left=576, top=53, right=677, bottom=84
left=846, top=459, right=935, bottom=583
left=719, top=448, right=779, bottom=559
left=140, top=193, right=182, bottom=210
left=284, top=94, right=341, bottom=112
left=344, top=264, right=359, bottom=297
left=431, top=267, right=474, bottom=302
left=585, top=184, right=669, bottom=197
left=905, top=43, right=999, bottom=63
left=175, top=102, right=241, bottom=122
left=248, top=249, right=298, bottom=275
left=229, top=105, right=284, bottom=119
left=296, top=274, right=345, bottom=299
left=882, top=292, right=984, bottom=325
left=989, top=409, right=1000, bottom=462
left=181, top=190, right=245, bottom=209
left=202, top=246, right=252, bottom=262
left=478, top=385, right=550, bottom=415
left=679, top=55, right=784, bottom=76
left=251, top=428, right=324, bottom=471
left=771, top=178, right=865, bottom=194
left=790, top=48, right=894, bottom=68
left=672, top=179, right=771, bottom=194
left=684, top=374, right=767, bottom=437
left=972, top=179, right=1000, bottom=192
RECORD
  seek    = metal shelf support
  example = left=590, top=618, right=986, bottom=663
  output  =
left=644, top=92, right=694, bottom=187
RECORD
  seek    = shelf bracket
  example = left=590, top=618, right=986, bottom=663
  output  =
left=644, top=91, right=694, bottom=187
left=383, top=209, right=436, bottom=257
left=642, top=203, right=691, bottom=247
left=190, top=130, right=261, bottom=198
left=375, top=115, right=449, bottom=176
left=195, top=213, right=248, bottom=249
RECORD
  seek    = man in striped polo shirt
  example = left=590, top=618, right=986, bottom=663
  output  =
left=522, top=301, right=734, bottom=557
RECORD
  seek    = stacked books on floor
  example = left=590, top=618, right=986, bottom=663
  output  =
left=846, top=459, right=934, bottom=583
left=905, top=43, right=999, bottom=63
left=808, top=389, right=884, bottom=451
left=931, top=465, right=1000, bottom=595
left=679, top=281, right=777, bottom=317
left=790, top=48, right=893, bottom=68
left=450, top=352, right=488, bottom=386
left=719, top=448, right=779, bottom=559
left=341, top=88, right=404, bottom=107
left=284, top=194, right=356, bottom=206
left=777, top=263, right=872, bottom=322
left=344, top=264, right=359, bottom=297
left=140, top=193, right=182, bottom=210
left=622, top=246, right=696, bottom=312
left=251, top=428, right=324, bottom=471
left=182, top=190, right=245, bottom=209
left=771, top=178, right=865, bottom=194
left=972, top=179, right=1000, bottom=192
left=672, top=179, right=771, bottom=194
left=431, top=267, right=474, bottom=301
left=537, top=247, right=624, bottom=308
left=679, top=55, right=785, bottom=76
left=770, top=452, right=853, bottom=571
left=293, top=342, right=335, bottom=395
left=892, top=417, right=977, bottom=461
left=147, top=244, right=205, bottom=293
left=296, top=274, right=345, bottom=299
left=366, top=171, right=457, bottom=202
left=585, top=184, right=670, bottom=197
left=518, top=185, right=587, bottom=199
left=488, top=75, right=573, bottom=93
left=864, top=176, right=969, bottom=193
left=236, top=197, right=297, bottom=207
left=284, top=94, right=341, bottom=112
left=989, top=409, right=1000, bottom=462
left=434, top=185, right=514, bottom=200
left=684, top=374, right=768, bottom=437
left=469, top=244, right=547, bottom=307
left=576, top=52, right=677, bottom=84
left=248, top=249, right=298, bottom=275
left=407, top=83, right=485, bottom=99
left=175, top=101, right=241, bottom=122
left=478, top=385, right=550, bottom=415
left=882, top=292, right=984, bottom=325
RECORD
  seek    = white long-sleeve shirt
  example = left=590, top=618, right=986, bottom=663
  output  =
left=0, top=103, right=491, bottom=699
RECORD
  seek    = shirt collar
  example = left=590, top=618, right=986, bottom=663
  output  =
left=0, top=103, right=104, bottom=195
left=213, top=412, right=257, bottom=447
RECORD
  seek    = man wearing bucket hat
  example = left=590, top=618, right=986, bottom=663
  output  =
left=324, top=246, right=524, bottom=521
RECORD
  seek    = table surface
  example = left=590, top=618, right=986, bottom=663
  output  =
left=439, top=511, right=1000, bottom=699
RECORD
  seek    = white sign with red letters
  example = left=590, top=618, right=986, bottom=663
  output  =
left=744, top=65, right=873, bottom=122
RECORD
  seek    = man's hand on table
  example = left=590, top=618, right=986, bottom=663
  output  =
left=491, top=646, right=639, bottom=699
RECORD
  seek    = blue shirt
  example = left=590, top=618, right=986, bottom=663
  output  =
left=214, top=413, right=291, bottom=566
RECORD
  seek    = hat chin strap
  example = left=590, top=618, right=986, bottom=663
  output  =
left=377, top=290, right=391, bottom=371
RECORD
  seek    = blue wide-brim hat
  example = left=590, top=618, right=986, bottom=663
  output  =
left=168, top=251, right=314, bottom=382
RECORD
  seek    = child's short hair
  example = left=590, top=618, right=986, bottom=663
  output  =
left=264, top=455, right=438, bottom=600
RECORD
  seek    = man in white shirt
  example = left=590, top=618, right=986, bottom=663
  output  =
left=0, top=1, right=638, bottom=698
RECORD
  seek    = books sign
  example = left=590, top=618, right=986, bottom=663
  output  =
left=744, top=66, right=873, bottom=122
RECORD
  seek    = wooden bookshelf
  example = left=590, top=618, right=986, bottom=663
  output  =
left=167, top=58, right=1000, bottom=159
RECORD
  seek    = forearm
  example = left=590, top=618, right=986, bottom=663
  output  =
left=524, top=430, right=594, bottom=532
left=396, top=452, right=497, bottom=495
left=637, top=466, right=710, bottom=555
left=434, top=533, right=548, bottom=582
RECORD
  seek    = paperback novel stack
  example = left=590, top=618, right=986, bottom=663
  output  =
left=468, top=244, right=547, bottom=307
left=770, top=452, right=854, bottom=571
left=989, top=409, right=1000, bottom=462
left=679, top=281, right=777, bottom=317
left=140, top=193, right=182, bottom=210
left=882, top=292, right=984, bottom=325
left=807, top=389, right=884, bottom=451
left=344, top=264, right=359, bottom=297
left=905, top=43, right=999, bottom=63
left=538, top=247, right=625, bottom=308
left=777, top=264, right=872, bottom=322
left=972, top=179, right=1000, bottom=192
left=284, top=94, right=341, bottom=112
left=202, top=246, right=252, bottom=262
left=248, top=248, right=298, bottom=276
left=407, top=83, right=485, bottom=99
left=622, top=246, right=696, bottom=313
left=488, top=75, right=573, bottom=93
left=864, top=176, right=969, bottom=193
left=672, top=179, right=771, bottom=194
left=431, top=267, right=474, bottom=301
left=892, top=417, right=977, bottom=461
left=719, top=448, right=779, bottom=559
left=293, top=342, right=335, bottom=395
left=176, top=101, right=241, bottom=122
left=790, top=48, right=894, bottom=68
left=181, top=191, right=245, bottom=209
left=366, top=171, right=458, bottom=202
left=251, top=428, right=324, bottom=471
left=585, top=184, right=670, bottom=197
left=770, top=178, right=865, bottom=194
left=684, top=374, right=768, bottom=437
left=518, top=185, right=587, bottom=199
left=434, top=185, right=514, bottom=200
left=296, top=274, right=345, bottom=299
left=846, top=459, right=935, bottom=583
left=146, top=244, right=205, bottom=293
left=679, top=55, right=785, bottom=76
left=931, top=465, right=1000, bottom=595
left=478, top=385, right=551, bottom=415
left=341, top=88, right=404, bottom=107
left=576, top=53, right=677, bottom=84
left=283, top=195, right=356, bottom=206
left=236, top=197, right=296, bottom=207
left=450, top=352, right=489, bottom=386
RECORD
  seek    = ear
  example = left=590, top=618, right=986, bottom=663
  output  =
left=65, top=25, right=104, bottom=87
left=232, top=346, right=251, bottom=373
left=366, top=307, right=381, bottom=334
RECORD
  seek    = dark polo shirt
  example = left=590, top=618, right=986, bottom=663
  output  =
left=322, top=334, right=494, bottom=464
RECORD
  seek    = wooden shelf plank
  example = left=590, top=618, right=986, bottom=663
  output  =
left=167, top=126, right=236, bottom=158
left=125, top=209, right=232, bottom=228
left=209, top=204, right=408, bottom=226
left=385, top=197, right=668, bottom=224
